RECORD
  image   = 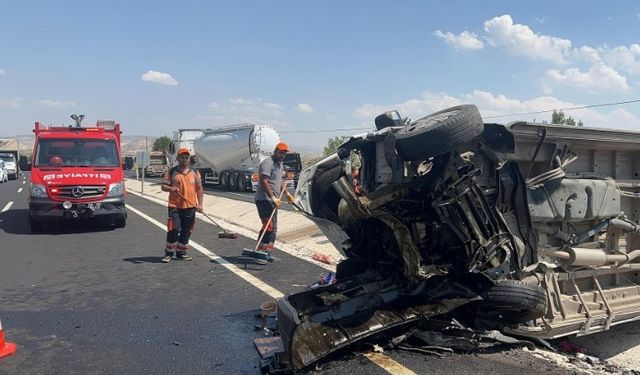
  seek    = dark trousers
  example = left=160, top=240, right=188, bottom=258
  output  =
left=166, top=207, right=196, bottom=255
left=256, top=200, right=277, bottom=247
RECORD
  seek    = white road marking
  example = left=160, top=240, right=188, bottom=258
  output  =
left=22, top=181, right=26, bottom=184
left=1, top=201, right=13, bottom=212
left=126, top=201, right=413, bottom=374
left=17, top=188, right=23, bottom=193
left=126, top=204, right=284, bottom=299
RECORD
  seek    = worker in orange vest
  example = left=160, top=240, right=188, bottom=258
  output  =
left=160, top=147, right=204, bottom=263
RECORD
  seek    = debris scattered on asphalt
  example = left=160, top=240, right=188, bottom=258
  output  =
left=310, top=252, right=333, bottom=265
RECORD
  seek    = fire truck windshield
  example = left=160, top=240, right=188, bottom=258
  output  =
left=34, top=139, right=119, bottom=167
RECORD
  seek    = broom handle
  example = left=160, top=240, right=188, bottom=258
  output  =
left=255, top=186, right=287, bottom=251
left=174, top=191, right=220, bottom=228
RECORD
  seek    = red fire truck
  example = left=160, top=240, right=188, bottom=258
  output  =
left=28, top=118, right=127, bottom=231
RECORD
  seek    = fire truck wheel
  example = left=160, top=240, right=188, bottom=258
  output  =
left=115, top=211, right=127, bottom=228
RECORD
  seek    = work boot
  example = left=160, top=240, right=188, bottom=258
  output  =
left=161, top=255, right=172, bottom=263
left=176, top=253, right=193, bottom=261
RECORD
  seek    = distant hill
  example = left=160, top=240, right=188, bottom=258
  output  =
left=0, top=134, right=155, bottom=156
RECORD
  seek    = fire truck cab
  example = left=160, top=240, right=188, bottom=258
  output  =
left=28, top=119, right=127, bottom=231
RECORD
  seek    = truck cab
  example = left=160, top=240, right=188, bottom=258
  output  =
left=28, top=119, right=127, bottom=231
left=0, top=153, right=18, bottom=180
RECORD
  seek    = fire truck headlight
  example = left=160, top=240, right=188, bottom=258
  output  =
left=30, top=184, right=48, bottom=198
left=108, top=181, right=124, bottom=196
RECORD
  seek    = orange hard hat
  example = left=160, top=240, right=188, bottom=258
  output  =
left=177, top=147, right=190, bottom=156
left=275, top=141, right=289, bottom=152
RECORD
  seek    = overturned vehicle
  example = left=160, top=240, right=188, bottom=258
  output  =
left=280, top=105, right=640, bottom=370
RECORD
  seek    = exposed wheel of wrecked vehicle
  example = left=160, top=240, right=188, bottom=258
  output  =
left=394, top=104, right=484, bottom=160
left=479, top=279, right=547, bottom=323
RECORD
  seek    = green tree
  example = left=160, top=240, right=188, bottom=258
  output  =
left=551, top=109, right=565, bottom=124
left=551, top=110, right=583, bottom=126
left=152, top=136, right=172, bottom=152
left=323, top=136, right=349, bottom=157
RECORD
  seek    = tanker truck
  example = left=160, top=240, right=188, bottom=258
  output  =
left=170, top=124, right=301, bottom=192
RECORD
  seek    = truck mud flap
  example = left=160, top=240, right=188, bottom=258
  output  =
left=277, top=294, right=474, bottom=370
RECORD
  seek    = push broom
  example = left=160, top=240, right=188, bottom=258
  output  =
left=241, top=187, right=288, bottom=264
left=175, top=191, right=238, bottom=239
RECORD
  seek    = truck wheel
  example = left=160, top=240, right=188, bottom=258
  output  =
left=394, top=104, right=484, bottom=160
left=115, top=210, right=127, bottom=228
left=479, top=279, right=547, bottom=323
left=229, top=173, right=238, bottom=190
left=220, top=172, right=228, bottom=188
left=236, top=174, right=247, bottom=191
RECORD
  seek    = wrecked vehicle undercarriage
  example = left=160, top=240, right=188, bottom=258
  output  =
left=280, top=105, right=640, bottom=370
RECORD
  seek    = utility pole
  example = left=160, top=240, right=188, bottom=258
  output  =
left=142, top=137, right=147, bottom=196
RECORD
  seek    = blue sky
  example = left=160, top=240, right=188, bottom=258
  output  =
left=1, top=1, right=640, bottom=152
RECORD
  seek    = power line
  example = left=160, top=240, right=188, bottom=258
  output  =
left=279, top=127, right=372, bottom=134
left=278, top=98, right=640, bottom=134
left=484, top=98, right=640, bottom=119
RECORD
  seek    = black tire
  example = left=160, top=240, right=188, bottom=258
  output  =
left=220, top=172, right=228, bottom=188
left=480, top=279, right=547, bottom=323
left=394, top=104, right=484, bottom=160
left=236, top=174, right=247, bottom=191
left=229, top=173, right=238, bottom=190
left=115, top=213, right=126, bottom=228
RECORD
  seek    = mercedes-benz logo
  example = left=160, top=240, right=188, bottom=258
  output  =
left=71, top=186, right=84, bottom=197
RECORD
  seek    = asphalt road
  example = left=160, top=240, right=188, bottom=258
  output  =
left=0, top=173, right=577, bottom=374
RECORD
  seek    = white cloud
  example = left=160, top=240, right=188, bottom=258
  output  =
left=141, top=70, right=178, bottom=86
left=230, top=97, right=252, bottom=105
left=600, top=44, right=640, bottom=76
left=0, top=97, right=22, bottom=108
left=575, top=46, right=602, bottom=64
left=483, top=15, right=572, bottom=64
left=545, top=63, right=629, bottom=92
left=296, top=103, right=314, bottom=113
left=36, top=99, right=76, bottom=108
left=352, top=90, right=640, bottom=131
left=433, top=30, right=484, bottom=50
left=353, top=91, right=462, bottom=120
left=0, top=68, right=6, bottom=76
left=263, top=102, right=283, bottom=110
left=202, top=97, right=288, bottom=128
